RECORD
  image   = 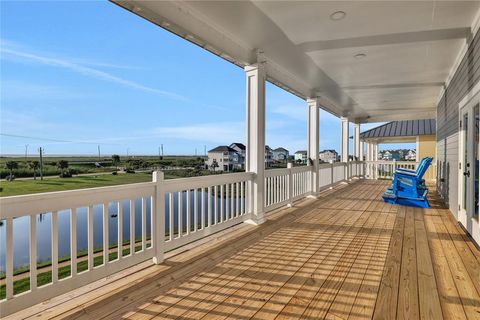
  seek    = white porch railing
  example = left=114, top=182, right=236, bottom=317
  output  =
left=0, top=163, right=365, bottom=316
left=365, top=160, right=436, bottom=180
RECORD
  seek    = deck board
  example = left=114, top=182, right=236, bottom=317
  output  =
left=12, top=180, right=480, bottom=320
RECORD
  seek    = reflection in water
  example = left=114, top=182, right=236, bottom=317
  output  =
left=0, top=190, right=245, bottom=272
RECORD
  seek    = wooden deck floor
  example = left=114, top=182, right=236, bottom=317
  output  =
left=17, top=180, right=480, bottom=319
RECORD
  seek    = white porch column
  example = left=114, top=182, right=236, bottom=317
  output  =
left=341, top=117, right=349, bottom=179
left=245, top=64, right=266, bottom=225
left=307, top=98, right=320, bottom=196
left=359, top=141, right=364, bottom=161
left=353, top=123, right=360, bottom=161
left=415, top=136, right=420, bottom=162
left=341, top=117, right=349, bottom=162
left=365, top=141, right=370, bottom=178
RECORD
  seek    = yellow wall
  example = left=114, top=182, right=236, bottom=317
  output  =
left=418, top=135, right=436, bottom=180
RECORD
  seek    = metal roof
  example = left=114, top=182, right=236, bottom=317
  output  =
left=360, top=119, right=436, bottom=140
left=208, top=146, right=236, bottom=153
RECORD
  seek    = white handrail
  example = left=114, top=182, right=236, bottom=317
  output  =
left=365, top=160, right=436, bottom=180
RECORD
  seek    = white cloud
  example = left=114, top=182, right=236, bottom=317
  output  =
left=1, top=46, right=188, bottom=102
left=1, top=80, right=88, bottom=100
left=150, top=121, right=245, bottom=144
left=270, top=105, right=306, bottom=122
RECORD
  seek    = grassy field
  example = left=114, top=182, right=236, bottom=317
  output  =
left=0, top=244, right=145, bottom=299
left=0, top=155, right=207, bottom=179
left=0, top=173, right=153, bottom=197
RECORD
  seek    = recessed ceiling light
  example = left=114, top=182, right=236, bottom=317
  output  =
left=354, top=53, right=367, bottom=59
left=330, top=11, right=346, bottom=21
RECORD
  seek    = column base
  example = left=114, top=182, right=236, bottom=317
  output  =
left=244, top=215, right=266, bottom=225
left=152, top=255, right=164, bottom=265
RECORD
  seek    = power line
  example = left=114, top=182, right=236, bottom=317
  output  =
left=0, top=133, right=119, bottom=145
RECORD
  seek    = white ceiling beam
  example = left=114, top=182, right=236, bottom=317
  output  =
left=299, top=27, right=469, bottom=52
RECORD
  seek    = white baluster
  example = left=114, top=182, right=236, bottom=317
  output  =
left=102, top=203, right=108, bottom=265
left=30, top=214, right=37, bottom=291
left=89, top=205, right=95, bottom=269
left=169, top=193, right=174, bottom=241
left=130, top=200, right=135, bottom=254
left=70, top=208, right=77, bottom=275
left=6, top=217, right=13, bottom=299
left=51, top=211, right=58, bottom=283
left=186, top=189, right=191, bottom=234
left=194, top=189, right=198, bottom=232
left=142, top=197, right=147, bottom=248
left=118, top=202, right=123, bottom=259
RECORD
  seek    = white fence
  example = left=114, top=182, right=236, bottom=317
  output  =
left=365, top=160, right=436, bottom=180
left=0, top=163, right=365, bottom=315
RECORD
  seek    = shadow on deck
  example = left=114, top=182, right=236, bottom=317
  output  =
left=8, top=180, right=480, bottom=320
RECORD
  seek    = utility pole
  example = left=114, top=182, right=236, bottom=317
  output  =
left=126, top=148, right=129, bottom=158
left=158, top=146, right=161, bottom=160
left=195, top=148, right=197, bottom=156
left=161, top=144, right=164, bottom=157
left=25, top=144, right=29, bottom=162
left=97, top=145, right=101, bottom=161
left=204, top=145, right=207, bottom=157
left=39, top=147, right=44, bottom=180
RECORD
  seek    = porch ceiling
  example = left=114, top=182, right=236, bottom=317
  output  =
left=112, top=1, right=480, bottom=123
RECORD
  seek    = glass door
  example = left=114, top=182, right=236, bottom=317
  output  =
left=459, top=101, right=480, bottom=244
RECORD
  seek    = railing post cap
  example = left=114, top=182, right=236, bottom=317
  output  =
left=153, top=170, right=164, bottom=182
left=287, top=162, right=293, bottom=169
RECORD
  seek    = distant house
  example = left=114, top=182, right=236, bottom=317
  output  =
left=405, top=149, right=416, bottom=160
left=229, top=143, right=246, bottom=169
left=272, top=147, right=289, bottom=162
left=294, top=150, right=307, bottom=164
left=382, top=151, right=393, bottom=160
left=206, top=146, right=238, bottom=172
left=265, top=145, right=273, bottom=167
left=207, top=143, right=283, bottom=171
left=319, top=150, right=338, bottom=163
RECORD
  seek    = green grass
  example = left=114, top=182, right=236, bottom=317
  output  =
left=0, top=173, right=153, bottom=197
left=0, top=245, right=146, bottom=299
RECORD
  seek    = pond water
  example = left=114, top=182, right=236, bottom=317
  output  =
left=0, top=191, right=245, bottom=272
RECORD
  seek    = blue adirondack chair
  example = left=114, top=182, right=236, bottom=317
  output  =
left=382, top=157, right=433, bottom=208
left=394, top=157, right=432, bottom=191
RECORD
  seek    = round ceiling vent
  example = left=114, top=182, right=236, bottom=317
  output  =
left=330, top=11, right=346, bottom=21
left=354, top=53, right=367, bottom=59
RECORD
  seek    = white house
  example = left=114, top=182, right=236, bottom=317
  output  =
left=294, top=150, right=307, bottom=164
left=273, top=147, right=289, bottom=162
left=319, top=150, right=338, bottom=163
left=206, top=146, right=238, bottom=172
left=265, top=145, right=273, bottom=167
left=229, top=142, right=246, bottom=169
left=382, top=151, right=393, bottom=160
left=405, top=149, right=417, bottom=161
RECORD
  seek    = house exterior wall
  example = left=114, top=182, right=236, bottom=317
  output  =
left=436, top=29, right=480, bottom=218
left=295, top=152, right=307, bottom=163
left=273, top=150, right=289, bottom=161
left=418, top=135, right=436, bottom=181
left=319, top=150, right=337, bottom=163
left=206, top=151, right=233, bottom=172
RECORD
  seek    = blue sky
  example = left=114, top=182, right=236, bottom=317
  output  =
left=0, top=1, right=408, bottom=156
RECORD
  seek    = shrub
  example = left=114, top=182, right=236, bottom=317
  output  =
left=60, top=171, right=73, bottom=178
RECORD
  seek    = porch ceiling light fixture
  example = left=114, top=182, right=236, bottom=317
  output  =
left=354, top=53, right=367, bottom=59
left=330, top=11, right=346, bottom=21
